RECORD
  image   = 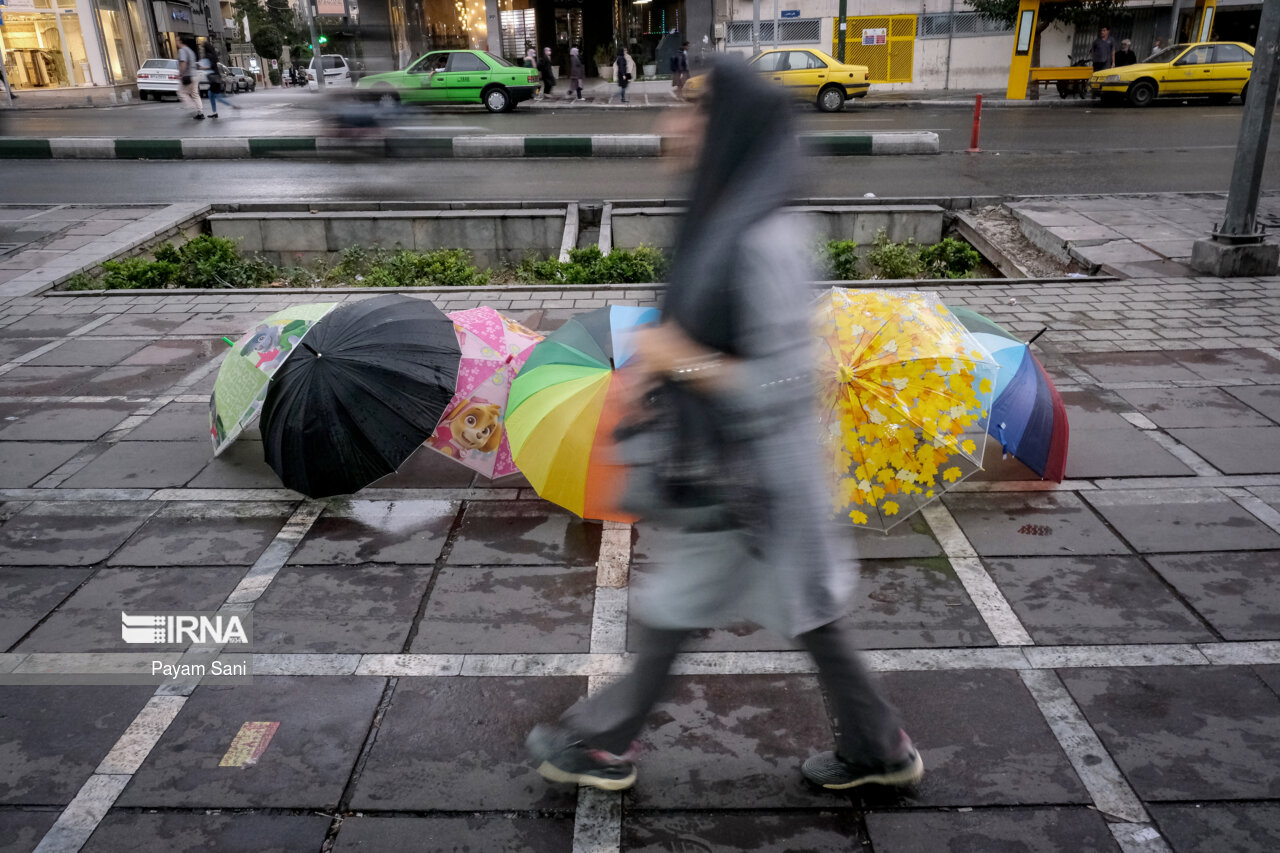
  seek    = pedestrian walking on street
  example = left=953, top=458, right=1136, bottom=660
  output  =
left=537, top=47, right=556, bottom=100
left=200, top=42, right=234, bottom=118
left=616, top=48, right=635, bottom=103
left=1115, top=39, right=1137, bottom=67
left=670, top=41, right=690, bottom=99
left=524, top=47, right=537, bottom=69
left=568, top=47, right=585, bottom=100
left=525, top=57, right=924, bottom=796
left=1091, top=26, right=1116, bottom=72
left=177, top=35, right=205, bottom=120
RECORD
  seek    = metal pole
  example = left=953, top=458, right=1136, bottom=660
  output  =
left=1215, top=0, right=1280, bottom=240
left=836, top=0, right=846, bottom=63
left=945, top=0, right=955, bottom=89
left=772, top=0, right=777, bottom=49
left=752, top=0, right=759, bottom=56
left=306, top=0, right=325, bottom=91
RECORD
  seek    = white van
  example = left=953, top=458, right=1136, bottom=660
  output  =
left=307, top=55, right=354, bottom=90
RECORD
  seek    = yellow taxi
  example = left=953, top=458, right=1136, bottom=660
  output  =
left=685, top=48, right=870, bottom=112
left=1089, top=41, right=1253, bottom=107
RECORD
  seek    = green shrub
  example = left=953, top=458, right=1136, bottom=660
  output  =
left=100, top=254, right=181, bottom=290
left=516, top=245, right=669, bottom=284
left=918, top=237, right=981, bottom=279
left=354, top=248, right=488, bottom=287
left=63, top=272, right=98, bottom=291
left=864, top=229, right=922, bottom=280
left=824, top=240, right=860, bottom=280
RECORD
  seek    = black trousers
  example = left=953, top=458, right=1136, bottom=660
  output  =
left=560, top=618, right=903, bottom=760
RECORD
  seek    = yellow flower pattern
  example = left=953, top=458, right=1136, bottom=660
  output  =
left=815, top=289, right=998, bottom=530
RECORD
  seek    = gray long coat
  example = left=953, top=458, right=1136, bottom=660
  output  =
left=631, top=214, right=856, bottom=638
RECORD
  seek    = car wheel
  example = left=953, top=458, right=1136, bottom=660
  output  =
left=371, top=86, right=399, bottom=108
left=1127, top=80, right=1155, bottom=107
left=1240, top=84, right=1249, bottom=104
left=817, top=85, right=846, bottom=113
left=484, top=86, right=511, bottom=113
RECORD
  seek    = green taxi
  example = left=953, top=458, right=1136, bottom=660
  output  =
left=356, top=50, right=541, bottom=112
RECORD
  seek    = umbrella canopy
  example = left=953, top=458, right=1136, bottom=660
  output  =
left=506, top=304, right=660, bottom=521
left=815, top=289, right=998, bottom=530
left=259, top=294, right=461, bottom=498
left=950, top=307, right=1068, bottom=482
left=424, top=306, right=544, bottom=479
left=209, top=303, right=339, bottom=455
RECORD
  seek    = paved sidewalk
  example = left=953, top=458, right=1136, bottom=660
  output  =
left=1, top=195, right=1280, bottom=852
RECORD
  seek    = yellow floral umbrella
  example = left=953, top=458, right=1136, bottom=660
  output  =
left=815, top=289, right=998, bottom=530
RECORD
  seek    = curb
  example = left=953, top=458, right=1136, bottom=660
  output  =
left=0, top=131, right=938, bottom=160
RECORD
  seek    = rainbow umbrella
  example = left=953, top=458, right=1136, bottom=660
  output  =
left=424, top=307, right=544, bottom=479
left=506, top=304, right=660, bottom=521
left=950, top=307, right=1068, bottom=482
left=816, top=289, right=998, bottom=531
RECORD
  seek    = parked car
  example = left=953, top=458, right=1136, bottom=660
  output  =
left=355, top=49, right=541, bottom=112
left=1089, top=41, right=1253, bottom=107
left=227, top=66, right=256, bottom=92
left=307, top=54, right=355, bottom=90
left=134, top=58, right=228, bottom=100
left=684, top=48, right=870, bottom=112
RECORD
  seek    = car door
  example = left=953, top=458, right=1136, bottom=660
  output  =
left=406, top=52, right=449, bottom=103
left=1166, top=44, right=1214, bottom=96
left=442, top=51, right=491, bottom=102
left=1209, top=43, right=1252, bottom=96
left=751, top=51, right=786, bottom=90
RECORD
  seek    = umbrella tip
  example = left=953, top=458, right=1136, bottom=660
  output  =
left=222, top=336, right=235, bottom=347
left=1026, top=327, right=1048, bottom=346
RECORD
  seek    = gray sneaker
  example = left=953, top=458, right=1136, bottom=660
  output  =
left=801, top=732, right=924, bottom=790
left=525, top=724, right=637, bottom=791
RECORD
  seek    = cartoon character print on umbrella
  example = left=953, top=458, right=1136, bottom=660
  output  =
left=241, top=319, right=309, bottom=371
left=433, top=397, right=504, bottom=461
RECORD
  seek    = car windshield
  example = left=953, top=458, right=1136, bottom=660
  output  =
left=142, top=59, right=178, bottom=69
left=311, top=56, right=345, bottom=69
left=1146, top=45, right=1187, bottom=64
left=485, top=52, right=511, bottom=67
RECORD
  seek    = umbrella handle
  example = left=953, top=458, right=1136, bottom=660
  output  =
left=1026, top=327, right=1047, bottom=346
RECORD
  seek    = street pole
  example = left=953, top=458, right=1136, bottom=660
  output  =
left=772, top=0, right=778, bottom=50
left=1191, top=0, right=1280, bottom=275
left=836, top=0, right=847, bottom=63
left=752, top=0, right=759, bottom=57
left=306, top=0, right=325, bottom=91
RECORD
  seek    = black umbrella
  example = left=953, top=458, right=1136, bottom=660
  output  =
left=260, top=294, right=460, bottom=498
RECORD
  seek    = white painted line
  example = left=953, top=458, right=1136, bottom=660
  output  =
left=1022, top=644, right=1209, bottom=669
left=461, top=653, right=628, bottom=677
left=1110, top=822, right=1176, bottom=853
left=33, top=774, right=131, bottom=853
left=1144, top=432, right=1221, bottom=476
left=453, top=135, right=523, bottom=157
left=95, top=695, right=187, bottom=775
left=0, top=653, right=29, bottom=673
left=1119, top=411, right=1159, bottom=430
left=952, top=480, right=1096, bottom=493
left=671, top=651, right=814, bottom=675
left=1092, top=475, right=1280, bottom=491
left=573, top=786, right=623, bottom=853
left=0, top=340, right=66, bottom=377
left=1080, top=487, right=1229, bottom=506
left=0, top=488, right=155, bottom=502
left=354, top=654, right=465, bottom=676
left=1019, top=669, right=1150, bottom=824
left=596, top=521, right=631, bottom=589
left=67, top=314, right=124, bottom=337
left=863, top=647, right=1030, bottom=672
left=920, top=501, right=978, bottom=558
left=224, top=500, right=326, bottom=605
left=1221, top=487, right=1280, bottom=537
left=590, top=587, right=629, bottom=655
left=1197, top=640, right=1280, bottom=666
left=148, top=488, right=303, bottom=502
left=252, top=653, right=361, bottom=675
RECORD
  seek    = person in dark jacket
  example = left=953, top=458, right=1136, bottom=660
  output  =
left=524, top=57, right=923, bottom=796
left=1115, top=38, right=1137, bottom=67
left=567, top=46, right=585, bottom=100
left=616, top=48, right=635, bottom=103
left=671, top=41, right=690, bottom=99
left=537, top=47, right=555, bottom=100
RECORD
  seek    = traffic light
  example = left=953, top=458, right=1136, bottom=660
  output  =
left=309, top=35, right=328, bottom=49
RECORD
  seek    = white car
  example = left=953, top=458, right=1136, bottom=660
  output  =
left=135, top=58, right=226, bottom=100
left=307, top=54, right=355, bottom=90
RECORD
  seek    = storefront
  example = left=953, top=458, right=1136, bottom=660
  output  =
left=1, top=0, right=157, bottom=89
left=149, top=0, right=194, bottom=57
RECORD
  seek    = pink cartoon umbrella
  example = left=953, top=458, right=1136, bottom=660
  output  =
left=424, top=307, right=544, bottom=479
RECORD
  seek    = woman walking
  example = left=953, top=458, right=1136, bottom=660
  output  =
left=524, top=58, right=924, bottom=795
left=616, top=48, right=636, bottom=104
left=567, top=46, right=585, bottom=100
left=537, top=47, right=555, bottom=100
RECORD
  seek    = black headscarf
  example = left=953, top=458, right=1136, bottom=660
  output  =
left=662, top=57, right=798, bottom=356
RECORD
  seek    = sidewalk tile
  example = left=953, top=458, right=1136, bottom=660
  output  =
left=26, top=339, right=146, bottom=368
left=1148, top=552, right=1280, bottom=641
left=1071, top=351, right=1202, bottom=384
left=1167, top=426, right=1280, bottom=474
left=0, top=501, right=157, bottom=566
left=0, top=567, right=93, bottom=650
left=0, top=315, right=90, bottom=338
left=16, top=566, right=245, bottom=653
left=412, top=564, right=593, bottom=654
left=0, top=338, right=53, bottom=362
left=941, top=492, right=1129, bottom=557
left=0, top=441, right=88, bottom=487
left=1168, top=348, right=1280, bottom=383
left=0, top=810, right=60, bottom=852
left=61, top=440, right=211, bottom=489
left=124, top=401, right=209, bottom=440
left=624, top=812, right=866, bottom=852
left=1227, top=385, right=1280, bottom=424
left=866, top=807, right=1118, bottom=853
left=188, top=441, right=282, bottom=489
left=288, top=499, right=456, bottom=565
left=83, top=812, right=332, bottom=853
left=1117, top=387, right=1274, bottom=429
left=447, top=501, right=601, bottom=566
left=79, top=314, right=187, bottom=336
left=1147, top=803, right=1280, bottom=853
left=172, top=313, right=273, bottom=336
left=108, top=502, right=292, bottom=567
left=76, top=363, right=197, bottom=396
left=251, top=565, right=434, bottom=653
left=342, top=816, right=574, bottom=851
left=0, top=365, right=102, bottom=396
left=983, top=555, right=1213, bottom=645
left=0, top=685, right=155, bottom=805
left=1060, top=666, right=1280, bottom=800
left=349, top=676, right=581, bottom=811
left=0, top=403, right=134, bottom=441
left=627, top=674, right=832, bottom=809
left=1084, top=491, right=1280, bottom=553
left=365, top=447, right=476, bottom=489
left=119, top=339, right=221, bottom=369
left=118, top=677, right=385, bottom=809
left=1064, top=427, right=1194, bottom=478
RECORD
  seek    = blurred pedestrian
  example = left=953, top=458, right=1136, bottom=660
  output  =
left=525, top=58, right=924, bottom=796
left=176, top=35, right=205, bottom=120
left=671, top=41, right=690, bottom=99
left=616, top=48, right=636, bottom=104
left=1115, top=39, right=1137, bottom=67
left=525, top=48, right=537, bottom=69
left=538, top=47, right=555, bottom=100
left=1091, top=26, right=1116, bottom=72
left=200, top=41, right=233, bottom=118
left=568, top=46, right=585, bottom=100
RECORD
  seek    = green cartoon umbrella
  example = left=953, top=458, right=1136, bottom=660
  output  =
left=209, top=303, right=339, bottom=455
